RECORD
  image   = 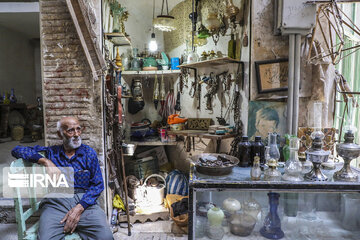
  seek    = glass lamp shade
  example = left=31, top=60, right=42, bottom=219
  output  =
left=204, top=13, right=221, bottom=32
left=153, top=15, right=176, bottom=32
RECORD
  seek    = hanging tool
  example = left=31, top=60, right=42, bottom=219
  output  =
left=153, top=73, right=159, bottom=109
left=158, top=74, right=166, bottom=117
left=174, top=91, right=181, bottom=111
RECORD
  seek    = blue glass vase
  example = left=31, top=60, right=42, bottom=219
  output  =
left=260, top=192, right=284, bottom=239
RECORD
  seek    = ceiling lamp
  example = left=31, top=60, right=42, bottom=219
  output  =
left=153, top=0, right=176, bottom=32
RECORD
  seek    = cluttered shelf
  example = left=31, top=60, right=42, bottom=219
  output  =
left=179, top=57, right=242, bottom=69
left=104, top=32, right=131, bottom=46
left=121, top=69, right=180, bottom=77
left=167, top=130, right=236, bottom=140
left=189, top=165, right=360, bottom=191
left=126, top=141, right=178, bottom=146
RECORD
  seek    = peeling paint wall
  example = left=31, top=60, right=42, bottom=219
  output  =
left=250, top=0, right=335, bottom=128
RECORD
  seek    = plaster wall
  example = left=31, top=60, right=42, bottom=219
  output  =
left=115, top=0, right=249, bottom=173
left=0, top=25, right=38, bottom=104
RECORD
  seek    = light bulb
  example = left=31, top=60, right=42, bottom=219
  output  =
left=149, top=32, right=158, bottom=52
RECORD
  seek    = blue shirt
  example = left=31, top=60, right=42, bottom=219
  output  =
left=11, top=144, right=104, bottom=209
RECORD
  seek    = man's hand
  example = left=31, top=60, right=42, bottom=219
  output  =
left=60, top=204, right=84, bottom=234
left=38, top=157, right=62, bottom=180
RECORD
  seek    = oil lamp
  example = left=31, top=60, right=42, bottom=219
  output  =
left=304, top=102, right=330, bottom=181
left=334, top=98, right=360, bottom=182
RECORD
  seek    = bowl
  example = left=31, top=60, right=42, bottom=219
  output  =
left=229, top=213, right=256, bottom=237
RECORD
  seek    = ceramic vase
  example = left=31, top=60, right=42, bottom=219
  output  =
left=260, top=192, right=284, bottom=239
left=207, top=207, right=225, bottom=227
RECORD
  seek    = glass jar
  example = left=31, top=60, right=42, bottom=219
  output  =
left=237, top=136, right=252, bottom=167
left=130, top=48, right=141, bottom=71
left=341, top=194, right=360, bottom=231
left=243, top=193, right=261, bottom=220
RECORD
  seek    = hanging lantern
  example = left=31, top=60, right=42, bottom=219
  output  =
left=153, top=0, right=176, bottom=32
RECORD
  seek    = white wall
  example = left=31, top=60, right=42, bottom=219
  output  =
left=0, top=25, right=39, bottom=104
left=115, top=0, right=250, bottom=173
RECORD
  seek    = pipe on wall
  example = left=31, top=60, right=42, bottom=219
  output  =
left=287, top=34, right=295, bottom=134
left=292, top=34, right=301, bottom=135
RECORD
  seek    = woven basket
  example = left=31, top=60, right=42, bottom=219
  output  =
left=166, top=194, right=189, bottom=227
left=11, top=126, right=24, bottom=141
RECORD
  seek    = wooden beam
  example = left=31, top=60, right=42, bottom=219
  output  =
left=65, top=0, right=106, bottom=81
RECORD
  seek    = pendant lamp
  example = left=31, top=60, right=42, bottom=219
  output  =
left=153, top=0, right=176, bottom=32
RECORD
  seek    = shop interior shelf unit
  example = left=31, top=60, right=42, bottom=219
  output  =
left=121, top=69, right=181, bottom=77
left=188, top=165, right=360, bottom=239
left=179, top=57, right=242, bottom=69
left=104, top=32, right=131, bottom=46
left=167, top=130, right=235, bottom=153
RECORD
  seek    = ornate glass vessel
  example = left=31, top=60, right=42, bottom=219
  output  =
left=260, top=192, right=284, bottom=239
left=282, top=137, right=303, bottom=181
left=264, top=158, right=281, bottom=181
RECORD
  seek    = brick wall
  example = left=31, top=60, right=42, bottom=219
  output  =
left=40, top=0, right=104, bottom=160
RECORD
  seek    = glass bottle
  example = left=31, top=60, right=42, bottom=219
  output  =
left=282, top=137, right=303, bottom=181
left=260, top=192, right=284, bottom=239
left=251, top=154, right=262, bottom=181
left=268, top=133, right=280, bottom=162
left=282, top=134, right=291, bottom=161
left=237, top=136, right=252, bottom=167
left=264, top=158, right=281, bottom=181
left=9, top=88, right=17, bottom=103
left=252, top=136, right=265, bottom=166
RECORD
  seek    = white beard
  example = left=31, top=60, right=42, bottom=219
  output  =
left=62, top=135, right=82, bottom=150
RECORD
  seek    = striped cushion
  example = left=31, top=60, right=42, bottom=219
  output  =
left=165, top=170, right=188, bottom=196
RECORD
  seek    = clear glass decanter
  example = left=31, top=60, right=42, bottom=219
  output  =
left=282, top=137, right=303, bottom=181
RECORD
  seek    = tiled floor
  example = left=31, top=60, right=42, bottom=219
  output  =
left=114, top=221, right=187, bottom=240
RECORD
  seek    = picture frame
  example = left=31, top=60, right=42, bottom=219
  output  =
left=255, top=58, right=288, bottom=94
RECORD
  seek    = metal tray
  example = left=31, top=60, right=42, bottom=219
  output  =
left=190, top=153, right=239, bottom=176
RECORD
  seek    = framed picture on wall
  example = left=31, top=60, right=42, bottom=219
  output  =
left=255, top=58, right=288, bottom=94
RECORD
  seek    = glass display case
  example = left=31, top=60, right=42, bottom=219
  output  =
left=189, top=165, right=360, bottom=240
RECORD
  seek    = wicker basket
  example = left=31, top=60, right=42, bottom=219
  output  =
left=166, top=194, right=189, bottom=227
left=11, top=126, right=24, bottom=141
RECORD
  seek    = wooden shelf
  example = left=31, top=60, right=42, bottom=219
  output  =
left=179, top=57, right=242, bottom=69
left=167, top=130, right=236, bottom=140
left=126, top=141, right=178, bottom=146
left=118, top=205, right=169, bottom=223
left=121, top=69, right=180, bottom=77
left=104, top=32, right=131, bottom=46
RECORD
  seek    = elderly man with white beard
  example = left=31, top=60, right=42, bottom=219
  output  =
left=11, top=116, right=113, bottom=240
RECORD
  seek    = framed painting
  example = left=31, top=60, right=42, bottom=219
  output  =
left=255, top=58, right=288, bottom=94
